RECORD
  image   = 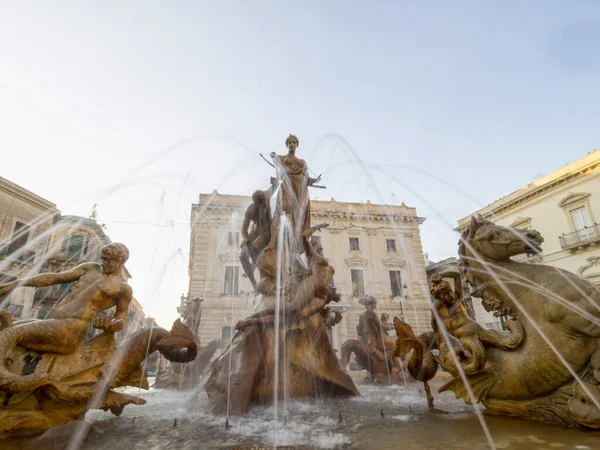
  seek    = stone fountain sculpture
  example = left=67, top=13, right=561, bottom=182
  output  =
left=205, top=135, right=358, bottom=414
left=392, top=318, right=438, bottom=407
left=0, top=243, right=198, bottom=438
left=340, top=296, right=405, bottom=383
left=154, top=338, right=227, bottom=389
left=426, top=215, right=600, bottom=428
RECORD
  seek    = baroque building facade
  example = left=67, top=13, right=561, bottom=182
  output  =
left=457, top=149, right=600, bottom=328
left=187, top=192, right=431, bottom=350
left=0, top=176, right=60, bottom=318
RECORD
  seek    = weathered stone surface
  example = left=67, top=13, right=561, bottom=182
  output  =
left=0, top=244, right=198, bottom=438
left=340, top=296, right=406, bottom=384
left=431, top=215, right=600, bottom=428
left=205, top=136, right=358, bottom=413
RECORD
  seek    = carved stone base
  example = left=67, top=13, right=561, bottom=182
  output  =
left=483, top=374, right=600, bottom=429
left=204, top=313, right=358, bottom=414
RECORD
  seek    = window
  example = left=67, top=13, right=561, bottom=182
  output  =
left=224, top=266, right=239, bottom=295
left=66, top=234, right=85, bottom=260
left=349, top=237, right=360, bottom=251
left=221, top=326, right=233, bottom=340
left=7, top=221, right=30, bottom=255
left=228, top=232, right=240, bottom=246
left=386, top=239, right=396, bottom=252
left=570, top=207, right=595, bottom=240
left=37, top=306, right=52, bottom=319
left=389, top=270, right=402, bottom=297
left=351, top=269, right=364, bottom=297
left=58, top=281, right=73, bottom=299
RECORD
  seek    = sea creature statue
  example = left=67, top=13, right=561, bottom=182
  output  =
left=392, top=318, right=438, bottom=407
left=430, top=271, right=524, bottom=374
left=153, top=339, right=227, bottom=389
left=440, top=215, right=600, bottom=428
left=340, top=296, right=405, bottom=383
left=205, top=135, right=358, bottom=414
left=0, top=243, right=198, bottom=438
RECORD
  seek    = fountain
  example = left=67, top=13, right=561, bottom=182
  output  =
left=397, top=215, right=600, bottom=429
left=204, top=134, right=359, bottom=414
left=1, top=137, right=600, bottom=450
left=0, top=243, right=198, bottom=438
left=340, top=295, right=406, bottom=384
left=153, top=339, right=226, bottom=390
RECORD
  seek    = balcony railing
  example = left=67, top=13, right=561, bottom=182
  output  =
left=559, top=225, right=600, bottom=250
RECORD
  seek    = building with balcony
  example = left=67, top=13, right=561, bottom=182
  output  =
left=0, top=176, right=60, bottom=318
left=187, top=192, right=431, bottom=349
left=457, top=149, right=600, bottom=328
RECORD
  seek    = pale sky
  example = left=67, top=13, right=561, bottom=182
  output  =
left=1, top=2, right=599, bottom=327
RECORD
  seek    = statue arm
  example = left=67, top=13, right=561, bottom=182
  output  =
left=431, top=301, right=443, bottom=333
left=266, top=177, right=279, bottom=197
left=303, top=223, right=328, bottom=238
left=0, top=264, right=89, bottom=295
left=440, top=271, right=463, bottom=300
left=241, top=207, right=252, bottom=242
left=308, top=174, right=321, bottom=186
left=112, top=286, right=132, bottom=332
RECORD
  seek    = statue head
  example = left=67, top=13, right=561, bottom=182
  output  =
left=285, top=134, right=299, bottom=153
left=380, top=312, right=390, bottom=322
left=429, top=273, right=456, bottom=306
left=310, top=236, right=323, bottom=255
left=100, top=243, right=129, bottom=275
left=252, top=189, right=267, bottom=205
left=459, top=215, right=544, bottom=263
left=359, top=295, right=377, bottom=310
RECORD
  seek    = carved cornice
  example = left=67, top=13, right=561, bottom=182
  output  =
left=457, top=162, right=600, bottom=231
left=218, top=249, right=240, bottom=265
left=509, top=216, right=532, bottom=229
left=578, top=256, right=600, bottom=276
left=383, top=257, right=405, bottom=269
left=344, top=254, right=369, bottom=267
left=312, top=210, right=425, bottom=224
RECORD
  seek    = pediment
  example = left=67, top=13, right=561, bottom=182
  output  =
left=510, top=216, right=532, bottom=229
left=218, top=248, right=240, bottom=265
left=383, top=257, right=405, bottom=269
left=558, top=192, right=590, bottom=208
left=344, top=254, right=369, bottom=267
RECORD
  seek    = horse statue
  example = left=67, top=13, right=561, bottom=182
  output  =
left=340, top=296, right=405, bottom=383
left=442, top=215, right=600, bottom=428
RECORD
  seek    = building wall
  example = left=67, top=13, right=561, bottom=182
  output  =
left=0, top=177, right=59, bottom=318
left=457, top=149, right=600, bottom=328
left=188, top=193, right=431, bottom=349
left=123, top=297, right=146, bottom=336
left=0, top=177, right=146, bottom=331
